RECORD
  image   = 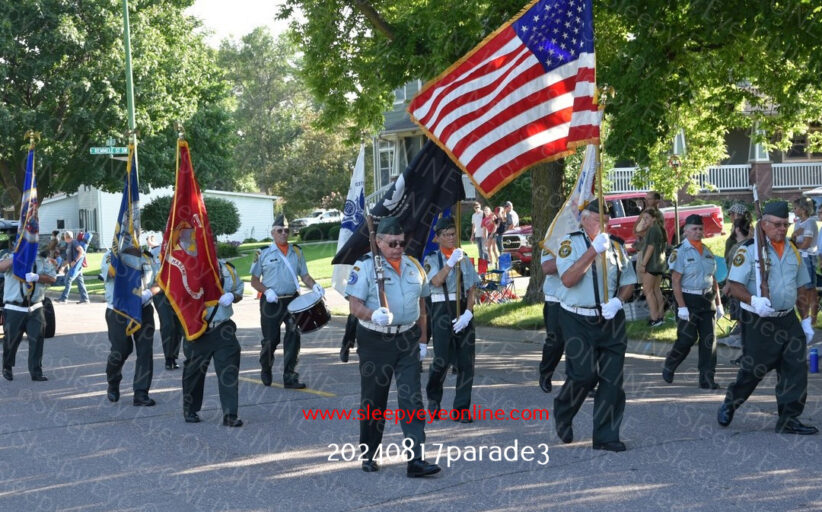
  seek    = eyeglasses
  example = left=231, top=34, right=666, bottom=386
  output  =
left=274, top=228, right=289, bottom=234
left=766, top=220, right=790, bottom=228
left=382, top=240, right=406, bottom=248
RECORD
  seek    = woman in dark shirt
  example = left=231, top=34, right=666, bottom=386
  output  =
left=636, top=208, right=667, bottom=326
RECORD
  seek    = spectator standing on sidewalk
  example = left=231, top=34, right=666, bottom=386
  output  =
left=56, top=231, right=89, bottom=304
left=792, top=197, right=818, bottom=329
left=482, top=207, right=499, bottom=266
left=469, top=202, right=487, bottom=261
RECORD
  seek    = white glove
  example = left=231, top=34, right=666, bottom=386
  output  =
left=750, top=295, right=774, bottom=317
left=601, top=298, right=623, bottom=320
left=141, top=289, right=153, bottom=304
left=419, top=343, right=428, bottom=361
left=591, top=233, right=610, bottom=254
left=371, top=307, right=393, bottom=326
left=25, top=272, right=39, bottom=283
left=677, top=307, right=690, bottom=322
left=452, top=309, right=474, bottom=333
left=264, top=289, right=278, bottom=303
left=446, top=248, right=465, bottom=268
left=802, top=317, right=814, bottom=345
left=218, top=292, right=234, bottom=307
left=312, top=283, right=325, bottom=297
left=715, top=304, right=724, bottom=321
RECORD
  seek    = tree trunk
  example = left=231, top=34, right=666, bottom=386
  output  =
left=524, top=160, right=565, bottom=304
left=0, top=158, right=23, bottom=217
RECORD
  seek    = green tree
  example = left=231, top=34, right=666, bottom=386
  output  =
left=141, top=195, right=240, bottom=236
left=218, top=27, right=358, bottom=216
left=281, top=0, right=822, bottom=302
left=0, top=0, right=242, bottom=211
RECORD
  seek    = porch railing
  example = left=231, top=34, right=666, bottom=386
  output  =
left=772, top=162, right=822, bottom=189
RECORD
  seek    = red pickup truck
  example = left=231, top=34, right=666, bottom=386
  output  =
left=501, top=192, right=725, bottom=276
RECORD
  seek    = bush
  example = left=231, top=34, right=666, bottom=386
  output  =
left=242, top=237, right=257, bottom=244
left=216, top=242, right=239, bottom=258
left=328, top=225, right=340, bottom=240
left=300, top=225, right=325, bottom=241
left=298, top=222, right=339, bottom=242
left=260, top=237, right=272, bottom=242
left=142, top=196, right=240, bottom=236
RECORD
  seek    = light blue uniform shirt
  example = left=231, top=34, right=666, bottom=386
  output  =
left=2, top=256, right=57, bottom=305
left=668, top=238, right=716, bottom=291
left=422, top=250, right=481, bottom=297
left=250, top=244, right=308, bottom=296
left=540, top=250, right=564, bottom=302
left=100, top=251, right=154, bottom=307
left=204, top=261, right=244, bottom=325
left=727, top=238, right=809, bottom=311
left=345, top=253, right=429, bottom=325
left=556, top=232, right=637, bottom=308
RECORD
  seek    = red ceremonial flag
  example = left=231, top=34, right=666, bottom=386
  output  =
left=408, top=0, right=600, bottom=197
left=157, top=139, right=224, bottom=340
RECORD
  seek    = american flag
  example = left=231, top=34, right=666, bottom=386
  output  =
left=408, top=0, right=600, bottom=197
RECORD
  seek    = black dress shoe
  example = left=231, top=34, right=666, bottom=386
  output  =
left=223, top=415, right=243, bottom=427
left=699, top=381, right=720, bottom=390
left=284, top=381, right=306, bottom=389
left=31, top=375, right=48, bottom=382
left=593, top=441, right=627, bottom=452
left=556, top=421, right=573, bottom=444
left=662, top=367, right=674, bottom=384
left=717, top=402, right=734, bottom=427
left=3, top=368, right=12, bottom=381
left=453, top=411, right=473, bottom=423
left=361, top=460, right=379, bottom=472
left=407, top=459, right=441, bottom=478
left=775, top=418, right=819, bottom=435
left=107, top=385, right=119, bottom=402
left=164, top=358, right=173, bottom=370
left=133, top=395, right=156, bottom=407
left=184, top=412, right=201, bottom=423
left=171, top=359, right=180, bottom=370
left=260, top=368, right=272, bottom=386
left=539, top=377, right=552, bottom=393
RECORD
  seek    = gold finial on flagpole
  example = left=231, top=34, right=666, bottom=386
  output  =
left=174, top=122, right=185, bottom=140
left=595, top=84, right=615, bottom=107
left=24, top=130, right=41, bottom=146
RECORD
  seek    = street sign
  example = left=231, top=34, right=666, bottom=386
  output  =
left=106, top=137, right=117, bottom=147
left=90, top=147, right=128, bottom=155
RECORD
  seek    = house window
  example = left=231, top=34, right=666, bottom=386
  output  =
left=378, top=140, right=395, bottom=189
left=57, top=219, right=65, bottom=229
left=393, top=86, right=406, bottom=105
left=786, top=126, right=822, bottom=161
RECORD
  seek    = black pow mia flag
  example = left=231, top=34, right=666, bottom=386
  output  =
left=331, top=140, right=466, bottom=264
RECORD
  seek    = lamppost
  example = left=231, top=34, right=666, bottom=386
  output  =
left=668, top=129, right=687, bottom=244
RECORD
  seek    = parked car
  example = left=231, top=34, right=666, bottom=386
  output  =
left=502, top=193, right=726, bottom=276
left=0, top=220, right=56, bottom=338
left=290, top=209, right=326, bottom=234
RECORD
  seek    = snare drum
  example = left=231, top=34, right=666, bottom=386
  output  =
left=287, top=291, right=331, bottom=334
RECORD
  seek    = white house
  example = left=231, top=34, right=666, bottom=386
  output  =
left=38, top=186, right=278, bottom=248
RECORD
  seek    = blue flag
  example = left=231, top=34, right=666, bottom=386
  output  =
left=111, top=145, right=143, bottom=335
left=12, top=146, right=39, bottom=284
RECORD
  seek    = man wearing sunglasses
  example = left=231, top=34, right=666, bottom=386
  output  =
left=423, top=216, right=480, bottom=423
left=719, top=201, right=818, bottom=435
left=345, top=216, right=441, bottom=477
left=251, top=216, right=324, bottom=389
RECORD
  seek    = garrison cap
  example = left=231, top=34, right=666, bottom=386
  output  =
left=584, top=198, right=612, bottom=215
left=762, top=201, right=789, bottom=219
left=684, top=214, right=703, bottom=226
left=377, top=216, right=404, bottom=235
left=273, top=214, right=288, bottom=227
left=434, top=216, right=456, bottom=233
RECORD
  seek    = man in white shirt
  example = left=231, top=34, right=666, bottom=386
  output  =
left=469, top=202, right=486, bottom=260
left=504, top=201, right=519, bottom=229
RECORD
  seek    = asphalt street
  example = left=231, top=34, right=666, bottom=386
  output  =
left=0, top=296, right=819, bottom=512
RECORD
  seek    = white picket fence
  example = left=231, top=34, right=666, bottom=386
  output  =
left=772, top=162, right=822, bottom=189
left=607, top=163, right=822, bottom=193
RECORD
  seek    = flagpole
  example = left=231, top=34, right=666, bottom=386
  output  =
left=595, top=86, right=610, bottom=300
left=455, top=202, right=462, bottom=317
left=121, top=0, right=136, bottom=145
